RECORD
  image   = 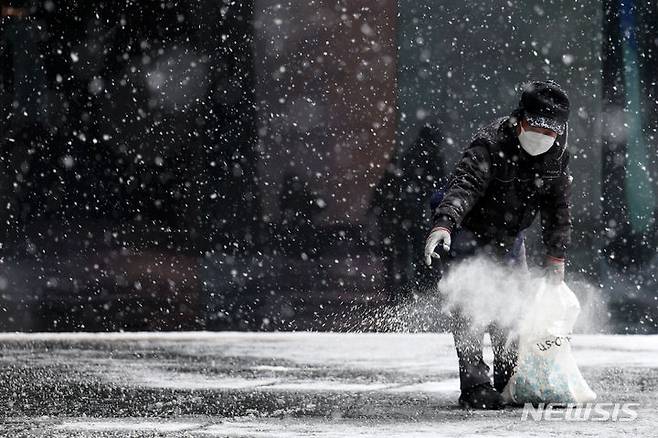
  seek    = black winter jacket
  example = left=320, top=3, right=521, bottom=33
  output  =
left=433, top=116, right=572, bottom=259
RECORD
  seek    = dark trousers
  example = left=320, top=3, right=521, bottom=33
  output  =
left=452, top=317, right=518, bottom=391
left=442, top=228, right=521, bottom=392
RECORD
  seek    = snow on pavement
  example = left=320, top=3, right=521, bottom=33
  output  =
left=1, top=332, right=657, bottom=437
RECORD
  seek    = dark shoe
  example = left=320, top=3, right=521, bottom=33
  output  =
left=458, top=383, right=505, bottom=410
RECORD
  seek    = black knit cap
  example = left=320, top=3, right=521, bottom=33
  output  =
left=518, top=80, right=570, bottom=135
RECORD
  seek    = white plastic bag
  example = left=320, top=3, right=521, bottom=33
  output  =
left=502, top=279, right=597, bottom=405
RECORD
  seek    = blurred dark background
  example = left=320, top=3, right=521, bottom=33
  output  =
left=0, top=0, right=656, bottom=333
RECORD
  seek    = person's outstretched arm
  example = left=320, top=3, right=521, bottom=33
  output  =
left=432, top=141, right=493, bottom=233
left=425, top=141, right=492, bottom=265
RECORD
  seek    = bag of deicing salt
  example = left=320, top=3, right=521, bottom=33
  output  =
left=502, top=279, right=596, bottom=405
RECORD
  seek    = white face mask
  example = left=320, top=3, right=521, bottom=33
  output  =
left=518, top=126, right=555, bottom=156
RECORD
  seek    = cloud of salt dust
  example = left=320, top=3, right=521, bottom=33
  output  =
left=348, top=256, right=609, bottom=334
left=349, top=257, right=540, bottom=333
left=439, top=255, right=610, bottom=334
left=438, top=255, right=537, bottom=330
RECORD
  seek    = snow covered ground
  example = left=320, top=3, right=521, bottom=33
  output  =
left=1, top=332, right=657, bottom=437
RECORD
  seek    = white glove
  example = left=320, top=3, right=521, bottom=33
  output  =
left=424, top=227, right=451, bottom=266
